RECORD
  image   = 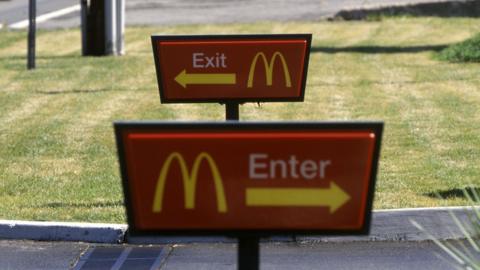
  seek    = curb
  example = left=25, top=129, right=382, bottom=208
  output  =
left=0, top=207, right=475, bottom=244
left=298, top=206, right=474, bottom=243
left=0, top=220, right=127, bottom=244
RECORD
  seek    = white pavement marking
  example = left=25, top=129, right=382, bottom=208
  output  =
left=150, top=247, right=172, bottom=270
left=111, top=247, right=133, bottom=270
left=72, top=247, right=95, bottom=270
left=9, top=4, right=80, bottom=29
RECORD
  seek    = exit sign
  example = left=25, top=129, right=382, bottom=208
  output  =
left=151, top=34, right=311, bottom=103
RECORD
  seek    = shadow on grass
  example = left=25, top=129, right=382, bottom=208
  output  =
left=0, top=55, right=81, bottom=61
left=0, top=55, right=82, bottom=71
left=43, top=200, right=124, bottom=209
left=424, top=187, right=480, bottom=199
left=309, top=76, right=474, bottom=88
left=35, top=87, right=150, bottom=95
left=311, top=44, right=449, bottom=54
left=36, top=88, right=122, bottom=95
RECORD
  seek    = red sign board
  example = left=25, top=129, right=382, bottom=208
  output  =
left=151, top=35, right=311, bottom=103
left=115, top=122, right=382, bottom=236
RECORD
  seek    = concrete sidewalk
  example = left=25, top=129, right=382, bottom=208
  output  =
left=0, top=207, right=475, bottom=244
left=334, top=0, right=480, bottom=20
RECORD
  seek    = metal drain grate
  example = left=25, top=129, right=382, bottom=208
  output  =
left=73, top=246, right=167, bottom=270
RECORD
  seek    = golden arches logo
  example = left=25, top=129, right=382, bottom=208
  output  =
left=152, top=152, right=228, bottom=213
left=247, top=51, right=292, bottom=88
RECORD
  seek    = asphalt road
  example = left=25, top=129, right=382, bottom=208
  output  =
left=0, top=0, right=469, bottom=269
left=0, top=0, right=457, bottom=29
left=0, top=0, right=77, bottom=28
left=0, top=240, right=462, bottom=270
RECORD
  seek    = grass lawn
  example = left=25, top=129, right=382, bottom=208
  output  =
left=0, top=18, right=479, bottom=223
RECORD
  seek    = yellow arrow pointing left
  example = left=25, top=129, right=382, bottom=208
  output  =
left=245, top=182, right=350, bottom=213
left=175, top=69, right=236, bottom=88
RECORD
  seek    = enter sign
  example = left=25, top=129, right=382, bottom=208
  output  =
left=115, top=122, right=383, bottom=236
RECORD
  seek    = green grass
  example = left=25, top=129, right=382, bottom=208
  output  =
left=0, top=18, right=479, bottom=223
left=437, top=32, right=480, bottom=62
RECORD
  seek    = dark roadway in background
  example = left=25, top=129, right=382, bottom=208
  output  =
left=0, top=0, right=450, bottom=29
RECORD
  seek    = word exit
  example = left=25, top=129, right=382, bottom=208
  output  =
left=193, top=52, right=228, bottom=68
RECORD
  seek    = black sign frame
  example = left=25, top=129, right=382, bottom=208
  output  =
left=115, top=121, right=383, bottom=237
left=151, top=34, right=312, bottom=104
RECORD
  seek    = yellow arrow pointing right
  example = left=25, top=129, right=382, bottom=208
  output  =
left=245, top=182, right=351, bottom=213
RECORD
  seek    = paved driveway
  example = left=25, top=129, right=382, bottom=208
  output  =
left=0, top=240, right=458, bottom=270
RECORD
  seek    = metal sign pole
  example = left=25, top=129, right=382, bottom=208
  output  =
left=116, top=0, right=125, bottom=55
left=80, top=0, right=88, bottom=56
left=226, top=101, right=259, bottom=268
left=27, top=0, right=36, bottom=69
left=105, top=0, right=117, bottom=55
left=226, top=102, right=260, bottom=269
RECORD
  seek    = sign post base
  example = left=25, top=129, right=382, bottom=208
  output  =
left=238, top=236, right=260, bottom=270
